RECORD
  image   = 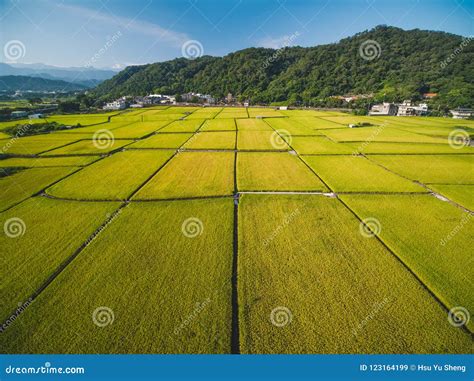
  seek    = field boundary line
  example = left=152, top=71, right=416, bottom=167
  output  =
left=336, top=196, right=473, bottom=337
left=264, top=118, right=474, bottom=337
left=364, top=155, right=473, bottom=213
left=0, top=202, right=128, bottom=332
left=231, top=145, right=240, bottom=353
left=262, top=118, right=333, bottom=192
left=126, top=119, right=208, bottom=200
left=0, top=165, right=89, bottom=214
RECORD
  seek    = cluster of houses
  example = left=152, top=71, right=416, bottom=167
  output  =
left=369, top=100, right=429, bottom=117
left=102, top=92, right=247, bottom=110
left=103, top=94, right=177, bottom=110
left=368, top=100, right=473, bottom=119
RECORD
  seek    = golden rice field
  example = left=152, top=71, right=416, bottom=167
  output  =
left=0, top=106, right=472, bottom=354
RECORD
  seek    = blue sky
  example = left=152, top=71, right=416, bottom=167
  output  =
left=0, top=0, right=473, bottom=69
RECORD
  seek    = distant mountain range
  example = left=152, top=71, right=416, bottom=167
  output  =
left=0, top=75, right=88, bottom=92
left=0, top=62, right=117, bottom=89
left=92, top=25, right=474, bottom=108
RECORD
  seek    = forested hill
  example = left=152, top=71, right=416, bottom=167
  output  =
left=92, top=26, right=473, bottom=107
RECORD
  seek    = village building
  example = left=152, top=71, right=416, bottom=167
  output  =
left=368, top=102, right=398, bottom=116
left=450, top=108, right=474, bottom=119
left=103, top=98, right=127, bottom=110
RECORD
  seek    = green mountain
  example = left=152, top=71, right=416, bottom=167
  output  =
left=92, top=26, right=473, bottom=108
left=0, top=75, right=88, bottom=92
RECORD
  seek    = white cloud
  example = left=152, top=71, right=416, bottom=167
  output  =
left=257, top=32, right=301, bottom=49
left=58, top=3, right=190, bottom=46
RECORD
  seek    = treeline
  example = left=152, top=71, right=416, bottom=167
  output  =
left=92, top=25, right=474, bottom=110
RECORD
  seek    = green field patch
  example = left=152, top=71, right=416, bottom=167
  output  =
left=428, top=184, right=474, bottom=210
left=47, top=150, right=174, bottom=200
left=186, top=108, right=222, bottom=119
left=369, top=155, right=474, bottom=184
left=392, top=125, right=473, bottom=138
left=295, top=117, right=350, bottom=129
left=0, top=167, right=78, bottom=211
left=160, top=107, right=198, bottom=114
left=265, top=118, right=321, bottom=135
left=291, top=136, right=354, bottom=154
left=0, top=156, right=99, bottom=168
left=45, top=114, right=114, bottom=126
left=159, top=119, right=204, bottom=133
left=303, top=155, right=425, bottom=192
left=215, top=108, right=248, bottom=119
left=1, top=136, right=81, bottom=155
left=281, top=110, right=348, bottom=118
left=318, top=115, right=381, bottom=125
left=349, top=142, right=473, bottom=154
left=247, top=108, right=284, bottom=118
left=106, top=121, right=171, bottom=138
left=184, top=132, right=235, bottom=150
left=142, top=114, right=186, bottom=121
left=0, top=197, right=120, bottom=322
left=238, top=194, right=472, bottom=353
left=238, top=131, right=289, bottom=150
left=128, top=133, right=192, bottom=149
left=320, top=126, right=446, bottom=143
left=200, top=119, right=236, bottom=131
left=43, top=139, right=134, bottom=155
left=237, top=152, right=326, bottom=191
left=0, top=199, right=233, bottom=354
left=340, top=194, right=474, bottom=331
left=51, top=121, right=132, bottom=135
left=236, top=118, right=273, bottom=131
left=134, top=152, right=234, bottom=199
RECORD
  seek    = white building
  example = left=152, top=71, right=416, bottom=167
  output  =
left=397, top=101, right=428, bottom=116
left=368, top=102, right=397, bottom=116
left=11, top=110, right=28, bottom=118
left=29, top=113, right=44, bottom=119
left=103, top=98, right=127, bottom=110
left=450, top=108, right=474, bottom=119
